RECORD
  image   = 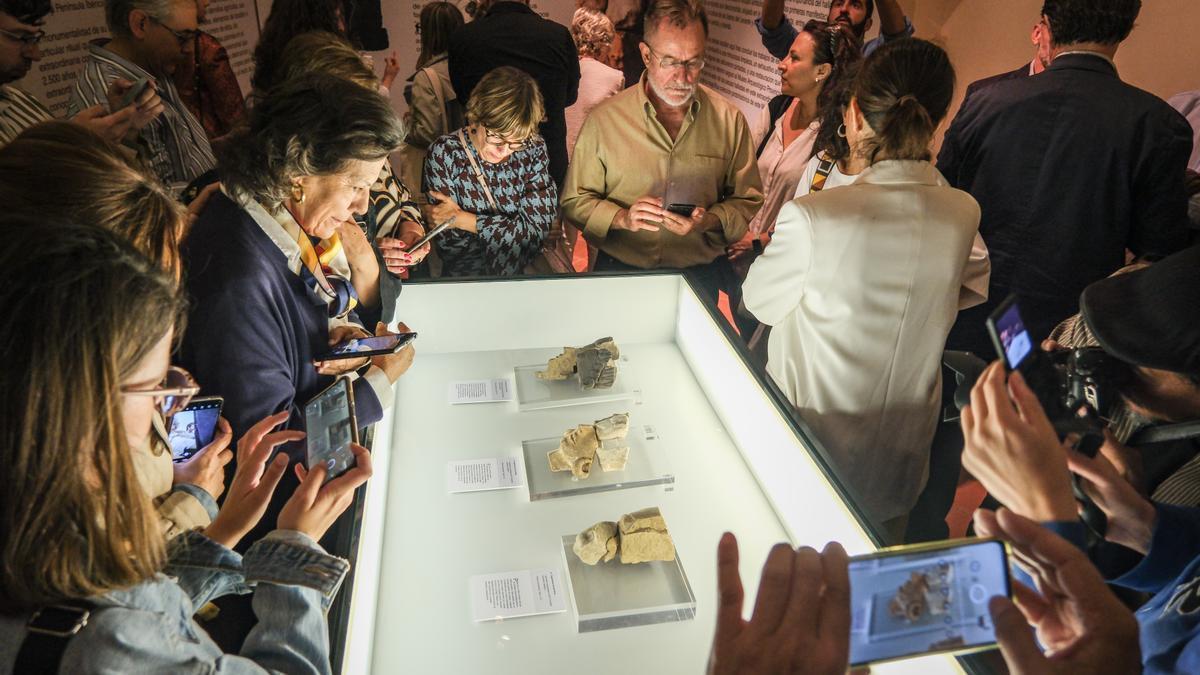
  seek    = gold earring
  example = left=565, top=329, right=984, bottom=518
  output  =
left=291, top=182, right=305, bottom=205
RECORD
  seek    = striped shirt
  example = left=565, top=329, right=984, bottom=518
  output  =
left=0, top=85, right=53, bottom=147
left=68, top=41, right=216, bottom=186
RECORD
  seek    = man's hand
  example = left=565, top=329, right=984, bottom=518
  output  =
left=381, top=51, right=400, bottom=91
left=71, top=104, right=137, bottom=144
left=106, top=78, right=164, bottom=135
left=612, top=196, right=665, bottom=233
left=707, top=533, right=850, bottom=675
left=961, top=361, right=1078, bottom=522
left=171, top=416, right=234, bottom=498
left=1067, top=437, right=1157, bottom=554
left=975, top=508, right=1142, bottom=674
left=314, top=323, right=372, bottom=376
left=657, top=204, right=708, bottom=237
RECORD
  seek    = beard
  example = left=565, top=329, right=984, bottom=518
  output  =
left=648, top=74, right=695, bottom=108
left=0, top=57, right=32, bottom=84
left=833, top=12, right=869, bottom=38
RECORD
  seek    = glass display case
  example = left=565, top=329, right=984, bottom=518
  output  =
left=335, top=273, right=972, bottom=674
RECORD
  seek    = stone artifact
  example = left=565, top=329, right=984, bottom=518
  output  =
left=888, top=562, right=953, bottom=623
left=536, top=337, right=620, bottom=389
left=573, top=520, right=619, bottom=565
left=572, top=507, right=675, bottom=565
left=547, top=413, right=631, bottom=477
left=618, top=507, right=676, bottom=564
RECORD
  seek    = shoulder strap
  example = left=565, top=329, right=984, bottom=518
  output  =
left=422, top=67, right=449, bottom=136
left=808, top=152, right=837, bottom=193
left=456, top=128, right=500, bottom=211
left=756, top=94, right=794, bottom=159
left=15, top=601, right=97, bottom=674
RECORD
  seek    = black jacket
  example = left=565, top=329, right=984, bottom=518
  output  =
left=962, top=62, right=1031, bottom=103
left=448, top=1, right=580, bottom=189
left=938, top=53, right=1193, bottom=354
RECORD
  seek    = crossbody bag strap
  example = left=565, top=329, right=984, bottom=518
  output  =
left=809, top=152, right=837, bottom=193
left=456, top=128, right=500, bottom=211
left=15, top=601, right=97, bottom=674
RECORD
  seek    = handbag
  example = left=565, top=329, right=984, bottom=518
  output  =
left=455, top=129, right=574, bottom=275
left=396, top=66, right=449, bottom=205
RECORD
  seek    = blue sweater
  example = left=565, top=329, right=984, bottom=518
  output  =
left=1046, top=504, right=1200, bottom=674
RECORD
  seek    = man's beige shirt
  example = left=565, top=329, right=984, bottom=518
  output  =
left=561, top=76, right=764, bottom=269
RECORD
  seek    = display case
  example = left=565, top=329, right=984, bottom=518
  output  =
left=336, top=273, right=971, bottom=675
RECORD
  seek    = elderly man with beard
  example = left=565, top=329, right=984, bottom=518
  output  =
left=561, top=0, right=762, bottom=304
left=757, top=0, right=912, bottom=60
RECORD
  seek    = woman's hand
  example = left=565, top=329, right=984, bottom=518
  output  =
left=172, top=416, right=233, bottom=499
left=427, top=190, right=478, bottom=233
left=314, top=323, right=372, bottom=376
left=370, top=321, right=416, bottom=384
left=279, top=443, right=373, bottom=541
left=204, top=411, right=301, bottom=549
left=377, top=232, right=431, bottom=274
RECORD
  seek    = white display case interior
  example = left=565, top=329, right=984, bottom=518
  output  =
left=340, top=273, right=967, bottom=675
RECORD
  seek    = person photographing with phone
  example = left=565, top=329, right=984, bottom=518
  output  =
left=561, top=0, right=763, bottom=304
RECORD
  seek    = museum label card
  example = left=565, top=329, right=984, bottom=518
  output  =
left=470, top=568, right=566, bottom=622
left=449, top=378, right=513, bottom=404
left=446, top=458, right=523, bottom=493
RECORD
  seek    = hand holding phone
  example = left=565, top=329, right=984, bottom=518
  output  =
left=168, top=396, right=224, bottom=462
left=304, top=376, right=358, bottom=484
left=118, top=76, right=152, bottom=111
left=318, top=331, right=417, bottom=361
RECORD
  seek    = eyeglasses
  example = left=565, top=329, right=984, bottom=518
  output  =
left=643, top=43, right=705, bottom=73
left=0, top=27, right=45, bottom=47
left=148, top=16, right=198, bottom=46
left=483, top=129, right=528, bottom=152
left=121, top=366, right=200, bottom=416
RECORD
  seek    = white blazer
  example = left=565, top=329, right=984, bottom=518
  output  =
left=743, top=159, right=988, bottom=523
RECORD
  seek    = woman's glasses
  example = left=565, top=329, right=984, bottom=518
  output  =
left=121, top=366, right=200, bottom=416
left=484, top=130, right=528, bottom=152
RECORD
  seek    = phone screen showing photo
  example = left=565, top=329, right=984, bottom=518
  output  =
left=168, top=400, right=221, bottom=462
left=993, top=302, right=1033, bottom=369
left=848, top=539, right=1009, bottom=666
left=327, top=334, right=402, bottom=357
left=305, top=378, right=356, bottom=483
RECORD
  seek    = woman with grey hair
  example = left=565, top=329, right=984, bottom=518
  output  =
left=564, top=7, right=624, bottom=162
left=178, top=74, right=417, bottom=547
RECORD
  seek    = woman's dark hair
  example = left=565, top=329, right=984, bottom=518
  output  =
left=417, top=1, right=464, bottom=69
left=801, top=19, right=863, bottom=162
left=1041, top=0, right=1139, bottom=47
left=852, top=38, right=954, bottom=165
left=219, top=73, right=405, bottom=209
left=251, top=0, right=349, bottom=93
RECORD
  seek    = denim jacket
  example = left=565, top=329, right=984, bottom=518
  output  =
left=0, top=529, right=349, bottom=674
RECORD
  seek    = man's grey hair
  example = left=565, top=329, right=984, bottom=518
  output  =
left=105, top=0, right=176, bottom=37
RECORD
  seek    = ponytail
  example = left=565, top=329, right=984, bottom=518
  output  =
left=852, top=39, right=954, bottom=165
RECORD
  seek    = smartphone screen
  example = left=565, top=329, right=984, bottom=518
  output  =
left=168, top=397, right=222, bottom=462
left=321, top=332, right=416, bottom=360
left=848, top=539, right=1009, bottom=666
left=305, top=377, right=357, bottom=483
left=988, top=298, right=1034, bottom=369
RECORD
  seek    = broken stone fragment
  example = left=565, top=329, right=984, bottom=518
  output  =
left=593, top=413, right=630, bottom=441
left=596, top=438, right=629, bottom=471
left=618, top=507, right=675, bottom=564
left=547, top=423, right=599, bottom=479
left=573, top=520, right=619, bottom=565
left=536, top=347, right=577, bottom=381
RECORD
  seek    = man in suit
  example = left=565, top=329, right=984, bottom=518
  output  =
left=938, top=0, right=1192, bottom=358
left=448, top=0, right=580, bottom=189
left=961, top=19, right=1051, bottom=103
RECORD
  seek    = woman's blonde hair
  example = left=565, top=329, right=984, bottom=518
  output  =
left=570, top=8, right=615, bottom=59
left=0, top=221, right=183, bottom=612
left=0, top=121, right=187, bottom=278
left=465, top=66, right=545, bottom=141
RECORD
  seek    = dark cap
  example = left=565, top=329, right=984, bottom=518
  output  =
left=1081, top=246, right=1200, bottom=375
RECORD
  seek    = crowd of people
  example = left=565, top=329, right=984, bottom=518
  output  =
left=0, top=0, right=1198, bottom=670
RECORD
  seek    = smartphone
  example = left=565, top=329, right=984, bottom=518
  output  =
left=407, top=218, right=454, bottom=251
left=119, top=76, right=151, bottom=110
left=318, top=332, right=417, bottom=361
left=666, top=202, right=696, bottom=217
left=986, top=295, right=1034, bottom=370
left=848, top=538, right=1011, bottom=667
left=168, top=396, right=223, bottom=463
left=304, top=376, right=358, bottom=484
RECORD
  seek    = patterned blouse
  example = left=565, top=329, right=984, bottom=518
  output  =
left=423, top=129, right=556, bottom=276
